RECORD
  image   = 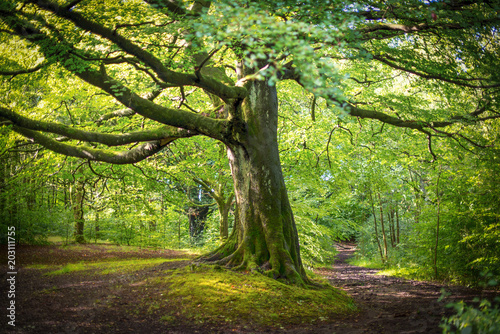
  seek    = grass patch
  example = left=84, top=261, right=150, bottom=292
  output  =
left=376, top=267, right=431, bottom=281
left=33, top=258, right=190, bottom=276
left=47, top=236, right=64, bottom=243
left=347, top=257, right=385, bottom=269
left=150, top=265, right=357, bottom=328
left=349, top=257, right=433, bottom=281
left=46, top=263, right=87, bottom=275
left=59, top=243, right=143, bottom=253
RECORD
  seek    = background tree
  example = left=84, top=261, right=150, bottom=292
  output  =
left=1, top=0, right=499, bottom=285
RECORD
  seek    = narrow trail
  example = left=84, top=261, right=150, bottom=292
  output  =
left=309, top=243, right=496, bottom=334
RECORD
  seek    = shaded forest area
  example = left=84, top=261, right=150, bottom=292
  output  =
left=1, top=0, right=500, bottom=332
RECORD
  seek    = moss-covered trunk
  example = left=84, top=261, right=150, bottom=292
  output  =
left=216, top=193, right=233, bottom=240
left=201, top=75, right=309, bottom=285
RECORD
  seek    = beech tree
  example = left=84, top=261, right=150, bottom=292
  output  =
left=1, top=0, right=499, bottom=285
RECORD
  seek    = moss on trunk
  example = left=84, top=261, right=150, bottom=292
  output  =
left=198, top=74, right=310, bottom=286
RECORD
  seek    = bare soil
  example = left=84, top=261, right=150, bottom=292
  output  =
left=1, top=243, right=497, bottom=333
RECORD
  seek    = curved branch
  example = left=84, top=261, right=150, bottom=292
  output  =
left=2, top=12, right=230, bottom=142
left=0, top=106, right=197, bottom=146
left=76, top=65, right=228, bottom=140
left=27, top=0, right=246, bottom=102
left=0, top=61, right=50, bottom=76
left=373, top=55, right=500, bottom=89
left=354, top=1, right=499, bottom=39
left=13, top=127, right=166, bottom=164
left=95, top=87, right=164, bottom=125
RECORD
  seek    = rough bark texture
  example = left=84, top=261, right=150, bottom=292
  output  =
left=188, top=205, right=209, bottom=240
left=72, top=181, right=85, bottom=244
left=216, top=194, right=233, bottom=240
left=200, top=75, right=310, bottom=285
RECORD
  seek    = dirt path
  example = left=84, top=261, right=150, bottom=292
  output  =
left=308, top=243, right=497, bottom=334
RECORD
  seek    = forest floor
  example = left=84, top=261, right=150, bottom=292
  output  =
left=1, top=243, right=498, bottom=333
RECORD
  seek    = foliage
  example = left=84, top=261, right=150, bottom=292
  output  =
left=441, top=277, right=500, bottom=334
left=440, top=297, right=500, bottom=334
left=352, top=148, right=500, bottom=285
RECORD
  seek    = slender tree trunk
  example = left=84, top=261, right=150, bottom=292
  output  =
left=200, top=73, right=310, bottom=285
left=72, top=180, right=85, bottom=243
left=178, top=217, right=181, bottom=248
left=434, top=172, right=442, bottom=279
left=216, top=193, right=233, bottom=240
left=94, top=211, right=100, bottom=244
left=0, top=157, right=6, bottom=229
left=388, top=211, right=394, bottom=247
left=377, top=193, right=388, bottom=261
left=389, top=207, right=396, bottom=247
left=368, top=189, right=384, bottom=262
left=396, top=207, right=400, bottom=245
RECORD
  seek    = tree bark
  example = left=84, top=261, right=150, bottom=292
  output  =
left=72, top=180, right=85, bottom=244
left=199, top=75, right=309, bottom=285
left=434, top=171, right=442, bottom=279
left=215, top=192, right=233, bottom=240
left=368, top=189, right=384, bottom=262
left=377, top=193, right=389, bottom=261
left=188, top=205, right=209, bottom=241
left=396, top=206, right=400, bottom=245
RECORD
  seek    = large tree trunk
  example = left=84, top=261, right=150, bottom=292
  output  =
left=200, top=76, right=310, bottom=285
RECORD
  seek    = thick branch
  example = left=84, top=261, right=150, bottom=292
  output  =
left=77, top=66, right=228, bottom=141
left=13, top=127, right=166, bottom=164
left=96, top=88, right=164, bottom=125
left=27, top=0, right=246, bottom=102
left=2, top=12, right=229, bottom=142
left=0, top=61, right=50, bottom=76
left=344, top=101, right=500, bottom=134
left=354, top=1, right=498, bottom=32
left=0, top=106, right=195, bottom=146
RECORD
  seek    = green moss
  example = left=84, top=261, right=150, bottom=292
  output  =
left=45, top=263, right=87, bottom=275
left=59, top=244, right=142, bottom=253
left=39, top=258, right=190, bottom=276
left=149, top=265, right=357, bottom=328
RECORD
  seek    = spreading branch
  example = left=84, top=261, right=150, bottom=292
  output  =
left=13, top=127, right=167, bottom=164
left=0, top=61, right=50, bottom=76
left=0, top=106, right=196, bottom=146
left=373, top=55, right=500, bottom=89
left=2, top=11, right=229, bottom=142
left=25, top=0, right=246, bottom=102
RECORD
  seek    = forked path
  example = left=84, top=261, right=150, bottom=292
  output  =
left=309, top=243, right=495, bottom=334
